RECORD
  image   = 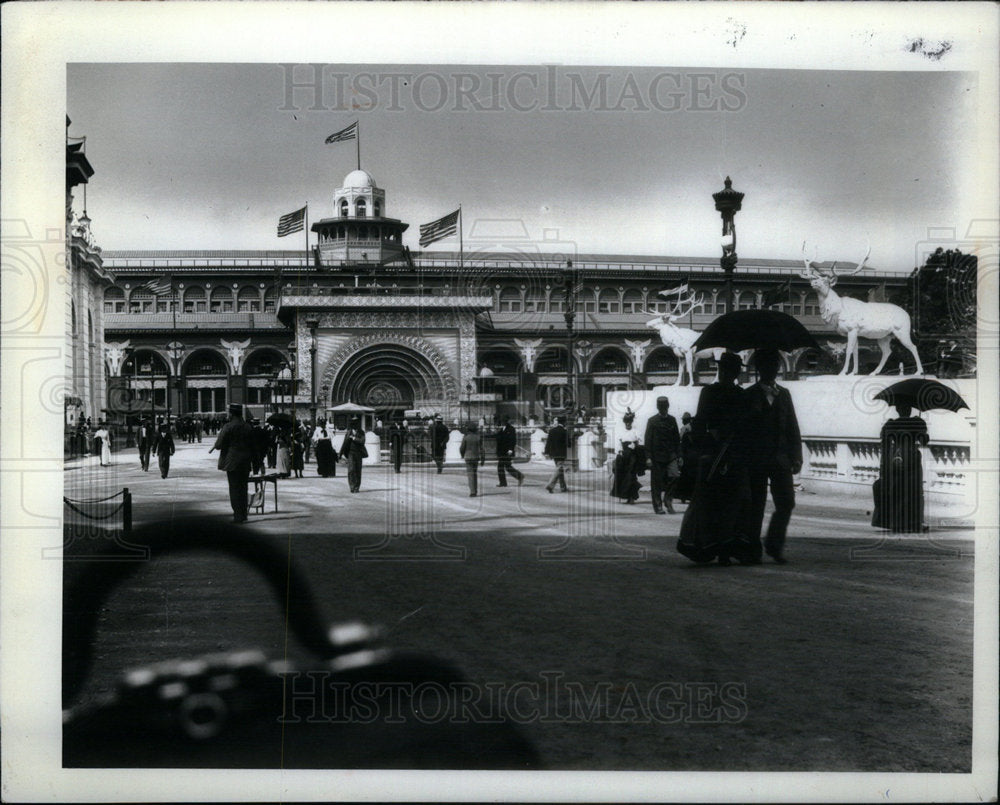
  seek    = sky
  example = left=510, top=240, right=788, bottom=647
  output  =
left=67, top=63, right=978, bottom=271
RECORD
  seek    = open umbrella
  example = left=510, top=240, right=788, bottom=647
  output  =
left=266, top=412, right=294, bottom=428
left=874, top=379, right=969, bottom=412
left=692, top=310, right=820, bottom=353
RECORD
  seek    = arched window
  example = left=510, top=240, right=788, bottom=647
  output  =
left=87, top=311, right=93, bottom=346
left=209, top=286, right=234, bottom=313
left=479, top=348, right=522, bottom=375
left=498, top=287, right=522, bottom=313
left=591, top=347, right=629, bottom=374
left=183, top=286, right=206, bottom=313
left=355, top=198, right=367, bottom=218
left=548, top=291, right=565, bottom=313
left=574, top=288, right=596, bottom=314
left=373, top=200, right=382, bottom=217
left=535, top=346, right=569, bottom=374
left=263, top=287, right=277, bottom=313
left=103, top=286, right=125, bottom=314
left=237, top=286, right=261, bottom=312
left=71, top=301, right=77, bottom=336
left=597, top=288, right=621, bottom=314
left=622, top=288, right=644, bottom=313
left=339, top=199, right=349, bottom=217
left=644, top=347, right=678, bottom=373
left=129, top=289, right=153, bottom=314
left=803, top=293, right=819, bottom=317
left=185, top=350, right=228, bottom=376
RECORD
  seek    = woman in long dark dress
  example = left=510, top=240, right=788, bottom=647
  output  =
left=610, top=435, right=642, bottom=504
left=677, top=352, right=756, bottom=565
left=312, top=420, right=337, bottom=477
left=872, top=403, right=929, bottom=533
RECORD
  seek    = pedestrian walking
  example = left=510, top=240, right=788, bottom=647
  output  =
left=209, top=403, right=256, bottom=523
left=610, top=432, right=643, bottom=504
left=152, top=422, right=175, bottom=479
left=136, top=418, right=153, bottom=472
left=312, top=419, right=337, bottom=477
left=743, top=348, right=802, bottom=563
left=544, top=417, right=570, bottom=493
left=275, top=430, right=292, bottom=478
left=340, top=418, right=367, bottom=493
left=495, top=416, right=523, bottom=487
left=872, top=403, right=928, bottom=535
left=643, top=396, right=681, bottom=514
left=291, top=432, right=305, bottom=478
left=460, top=422, right=482, bottom=496
left=93, top=421, right=112, bottom=466
left=250, top=419, right=268, bottom=476
left=388, top=418, right=407, bottom=474
left=677, top=352, right=754, bottom=566
left=429, top=414, right=449, bottom=473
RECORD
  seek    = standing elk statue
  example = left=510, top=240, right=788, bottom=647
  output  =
left=644, top=289, right=714, bottom=386
left=801, top=242, right=924, bottom=376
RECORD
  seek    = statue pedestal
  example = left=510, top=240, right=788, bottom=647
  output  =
left=363, top=431, right=381, bottom=465
left=530, top=428, right=548, bottom=462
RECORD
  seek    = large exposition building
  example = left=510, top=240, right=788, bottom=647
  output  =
left=96, top=168, right=912, bottom=425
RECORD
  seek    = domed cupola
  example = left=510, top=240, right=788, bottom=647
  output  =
left=312, top=169, right=408, bottom=268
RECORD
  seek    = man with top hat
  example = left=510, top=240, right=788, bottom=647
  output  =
left=644, top=396, right=681, bottom=514
left=388, top=416, right=407, bottom=474
left=743, top=348, right=802, bottom=564
left=209, top=403, right=256, bottom=523
left=152, top=420, right=175, bottom=479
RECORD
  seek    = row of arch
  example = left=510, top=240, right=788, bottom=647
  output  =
left=104, top=285, right=278, bottom=314
left=480, top=343, right=828, bottom=376
left=118, top=346, right=290, bottom=378
left=493, top=286, right=819, bottom=316
left=337, top=198, right=381, bottom=218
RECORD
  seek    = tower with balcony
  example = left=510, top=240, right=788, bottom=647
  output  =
left=311, top=169, right=408, bottom=268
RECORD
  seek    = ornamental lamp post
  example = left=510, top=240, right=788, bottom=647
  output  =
left=287, top=341, right=298, bottom=424
left=712, top=176, right=744, bottom=315
left=305, top=316, right=319, bottom=425
left=561, top=260, right=578, bottom=417
left=165, top=341, right=185, bottom=421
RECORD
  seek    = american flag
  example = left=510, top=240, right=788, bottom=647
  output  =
left=658, top=282, right=690, bottom=298
left=325, top=121, right=358, bottom=144
left=761, top=278, right=793, bottom=308
left=139, top=276, right=173, bottom=296
left=277, top=205, right=307, bottom=237
left=419, top=208, right=460, bottom=248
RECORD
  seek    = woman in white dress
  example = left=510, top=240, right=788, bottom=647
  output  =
left=93, top=423, right=112, bottom=466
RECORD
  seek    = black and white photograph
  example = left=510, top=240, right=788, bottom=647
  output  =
left=2, top=3, right=997, bottom=802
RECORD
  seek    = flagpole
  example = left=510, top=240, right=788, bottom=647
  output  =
left=356, top=120, right=361, bottom=171
left=304, top=203, right=309, bottom=267
left=458, top=205, right=464, bottom=272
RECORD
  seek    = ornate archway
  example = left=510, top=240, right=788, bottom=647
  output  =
left=319, top=334, right=459, bottom=410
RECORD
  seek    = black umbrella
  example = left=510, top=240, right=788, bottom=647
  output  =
left=874, top=379, right=969, bottom=412
left=266, top=412, right=294, bottom=427
left=692, top=310, right=820, bottom=353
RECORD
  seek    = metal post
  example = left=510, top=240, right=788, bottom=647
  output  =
left=713, top=177, right=744, bottom=315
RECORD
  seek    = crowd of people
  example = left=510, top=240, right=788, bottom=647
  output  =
left=75, top=360, right=934, bottom=547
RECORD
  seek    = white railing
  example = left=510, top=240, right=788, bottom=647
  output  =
left=802, top=437, right=971, bottom=495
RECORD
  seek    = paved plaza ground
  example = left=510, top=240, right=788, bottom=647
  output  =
left=64, top=441, right=975, bottom=771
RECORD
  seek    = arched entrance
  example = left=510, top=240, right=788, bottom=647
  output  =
left=321, top=336, right=458, bottom=419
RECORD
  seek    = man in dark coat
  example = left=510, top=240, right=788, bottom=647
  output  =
left=429, top=414, right=450, bottom=473
left=340, top=417, right=367, bottom=493
left=460, top=422, right=482, bottom=496
left=743, top=348, right=802, bottom=564
left=136, top=417, right=154, bottom=472
left=209, top=403, right=256, bottom=523
left=544, top=417, right=569, bottom=493
left=388, top=419, right=407, bottom=474
left=250, top=419, right=268, bottom=476
left=152, top=422, right=175, bottom=479
left=495, top=416, right=523, bottom=487
left=644, top=396, right=682, bottom=514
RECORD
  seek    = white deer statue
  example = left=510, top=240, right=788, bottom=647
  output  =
left=801, top=242, right=923, bottom=376
left=644, top=290, right=712, bottom=386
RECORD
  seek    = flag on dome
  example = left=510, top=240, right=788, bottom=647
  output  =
left=277, top=205, right=307, bottom=237
left=419, top=208, right=461, bottom=248
left=325, top=121, right=358, bottom=144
